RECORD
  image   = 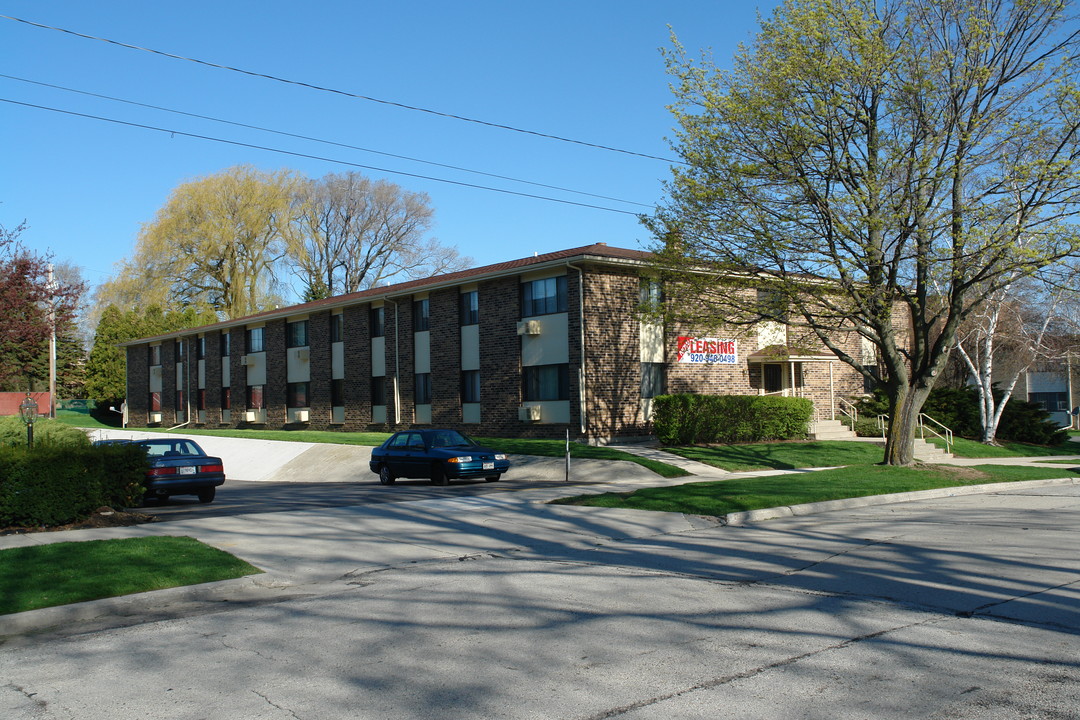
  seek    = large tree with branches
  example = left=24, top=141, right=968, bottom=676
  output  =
left=648, top=0, right=1080, bottom=464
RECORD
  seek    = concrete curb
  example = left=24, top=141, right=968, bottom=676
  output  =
left=715, top=476, right=1080, bottom=526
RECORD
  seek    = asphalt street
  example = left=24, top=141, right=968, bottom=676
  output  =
left=2, top=472, right=1079, bottom=719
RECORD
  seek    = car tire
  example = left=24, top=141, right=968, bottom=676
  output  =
left=197, top=488, right=216, bottom=504
left=430, top=464, right=449, bottom=486
left=485, top=476, right=500, bottom=482
left=379, top=465, right=396, bottom=485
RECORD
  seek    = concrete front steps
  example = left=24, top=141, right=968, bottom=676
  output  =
left=808, top=421, right=954, bottom=461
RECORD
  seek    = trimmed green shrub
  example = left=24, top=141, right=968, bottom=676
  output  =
left=0, top=443, right=147, bottom=527
left=0, top=416, right=91, bottom=449
left=653, top=394, right=813, bottom=445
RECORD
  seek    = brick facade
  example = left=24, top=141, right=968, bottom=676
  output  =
left=120, top=244, right=883, bottom=442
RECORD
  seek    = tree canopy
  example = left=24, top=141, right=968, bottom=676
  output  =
left=648, top=0, right=1080, bottom=464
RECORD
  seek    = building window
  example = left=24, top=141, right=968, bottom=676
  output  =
left=247, top=327, right=265, bottom=353
left=641, top=363, right=665, bottom=399
left=460, top=291, right=479, bottom=326
left=176, top=390, right=186, bottom=411
left=331, top=379, right=345, bottom=407
left=522, top=276, right=567, bottom=317
left=149, top=345, right=161, bottom=366
left=413, top=298, right=430, bottom=332
left=461, top=370, right=481, bottom=403
left=330, top=314, right=343, bottom=343
left=287, top=382, right=310, bottom=408
left=371, top=377, right=386, bottom=406
left=221, top=332, right=231, bottom=357
left=176, top=339, right=185, bottom=360
left=247, top=385, right=265, bottom=410
left=863, top=365, right=881, bottom=394
left=196, top=337, right=206, bottom=360
left=523, top=364, right=569, bottom=401
left=149, top=391, right=161, bottom=412
left=370, top=307, right=385, bottom=338
left=221, top=387, right=231, bottom=410
left=287, top=320, right=309, bottom=348
left=197, top=389, right=206, bottom=410
left=415, top=373, right=432, bottom=404
left=1029, top=391, right=1068, bottom=411
left=640, top=278, right=663, bottom=311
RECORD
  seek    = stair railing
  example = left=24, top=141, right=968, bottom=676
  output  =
left=875, top=413, right=953, bottom=454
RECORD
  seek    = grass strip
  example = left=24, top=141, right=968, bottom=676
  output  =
left=664, top=440, right=887, bottom=472
left=551, top=464, right=1080, bottom=517
left=0, top=536, right=262, bottom=615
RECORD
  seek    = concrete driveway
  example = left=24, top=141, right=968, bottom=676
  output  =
left=2, top=475, right=1079, bottom=719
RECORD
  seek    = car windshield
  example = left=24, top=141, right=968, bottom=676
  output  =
left=428, top=430, right=474, bottom=448
left=138, top=439, right=204, bottom=457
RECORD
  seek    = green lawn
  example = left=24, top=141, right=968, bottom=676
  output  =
left=552, top=463, right=1080, bottom=517
left=664, top=440, right=886, bottom=472
left=930, top=436, right=1080, bottom=458
left=0, top=536, right=262, bottom=615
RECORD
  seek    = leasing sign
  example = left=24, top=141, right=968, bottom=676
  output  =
left=676, top=337, right=738, bottom=364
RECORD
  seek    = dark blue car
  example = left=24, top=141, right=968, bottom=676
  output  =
left=369, top=429, right=510, bottom=486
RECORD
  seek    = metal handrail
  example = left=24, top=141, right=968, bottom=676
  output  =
left=836, top=396, right=859, bottom=426
left=875, top=413, right=953, bottom=454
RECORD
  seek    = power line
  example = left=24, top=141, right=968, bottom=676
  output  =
left=1, top=14, right=682, bottom=165
left=0, top=74, right=653, bottom=209
left=0, top=97, right=645, bottom=216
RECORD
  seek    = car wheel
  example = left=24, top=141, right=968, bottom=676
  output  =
left=430, top=463, right=449, bottom=486
left=379, top=465, right=396, bottom=485
left=197, top=487, right=216, bottom=504
left=485, top=476, right=500, bottom=482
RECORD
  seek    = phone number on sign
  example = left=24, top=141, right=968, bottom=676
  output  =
left=686, top=353, right=737, bottom=364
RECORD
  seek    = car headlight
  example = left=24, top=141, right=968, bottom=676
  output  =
left=494, top=454, right=507, bottom=460
left=446, top=456, right=473, bottom=463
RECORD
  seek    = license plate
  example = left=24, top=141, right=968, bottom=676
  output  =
left=483, top=462, right=494, bottom=470
left=179, top=466, right=196, bottom=475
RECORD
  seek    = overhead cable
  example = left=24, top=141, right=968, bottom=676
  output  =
left=0, top=98, right=644, bottom=216
left=1, top=14, right=682, bottom=165
left=0, top=74, right=652, bottom=209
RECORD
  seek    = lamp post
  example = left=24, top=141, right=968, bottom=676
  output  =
left=19, top=394, right=38, bottom=449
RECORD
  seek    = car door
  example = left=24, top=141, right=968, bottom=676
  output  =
left=401, top=432, right=429, bottom=477
left=382, top=433, right=412, bottom=476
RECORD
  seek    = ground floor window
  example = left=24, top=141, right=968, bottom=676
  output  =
left=371, top=377, right=386, bottom=406
left=523, top=364, right=569, bottom=401
left=331, top=379, right=345, bottom=407
left=221, top=387, right=231, bottom=410
left=1029, top=391, right=1068, bottom=411
left=287, top=382, right=310, bottom=408
left=415, top=373, right=432, bottom=405
left=641, top=362, right=665, bottom=399
left=197, top=389, right=206, bottom=411
left=149, top=392, right=161, bottom=412
left=461, top=370, right=480, bottom=403
left=247, top=385, right=264, bottom=410
left=176, top=391, right=185, bottom=411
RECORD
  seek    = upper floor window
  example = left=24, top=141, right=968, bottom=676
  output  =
left=330, top=314, right=343, bottom=343
left=413, top=298, right=430, bottom=332
left=148, top=345, right=162, bottom=366
left=176, top=339, right=186, bottom=361
left=640, top=278, right=663, bottom=312
left=247, top=327, right=265, bottom=353
left=370, top=307, right=385, bottom=338
left=220, top=332, right=231, bottom=357
left=195, top=337, right=206, bottom=360
left=287, top=320, right=309, bottom=348
left=460, top=290, right=479, bottom=326
left=522, top=276, right=567, bottom=317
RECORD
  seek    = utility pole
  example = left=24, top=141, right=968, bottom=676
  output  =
left=47, top=263, right=56, bottom=418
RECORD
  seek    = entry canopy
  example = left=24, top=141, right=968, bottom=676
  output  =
left=746, top=344, right=837, bottom=363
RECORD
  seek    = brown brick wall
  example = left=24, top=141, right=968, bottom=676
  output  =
left=429, top=288, right=462, bottom=426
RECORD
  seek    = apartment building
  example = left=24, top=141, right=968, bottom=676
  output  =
left=122, top=243, right=870, bottom=442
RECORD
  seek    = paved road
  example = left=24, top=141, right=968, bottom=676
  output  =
left=2, top=479, right=1078, bottom=719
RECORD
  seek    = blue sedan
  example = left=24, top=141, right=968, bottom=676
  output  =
left=369, top=429, right=510, bottom=486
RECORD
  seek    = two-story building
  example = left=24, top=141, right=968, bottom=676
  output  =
left=121, top=243, right=873, bottom=442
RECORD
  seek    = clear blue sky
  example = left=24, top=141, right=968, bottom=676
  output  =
left=1, top=1, right=777, bottom=303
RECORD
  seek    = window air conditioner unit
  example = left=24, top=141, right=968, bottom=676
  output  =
left=149, top=412, right=162, bottom=423
left=516, top=320, right=542, bottom=336
left=295, top=409, right=310, bottom=422
left=295, top=348, right=310, bottom=362
left=518, top=405, right=542, bottom=422
left=243, top=410, right=257, bottom=422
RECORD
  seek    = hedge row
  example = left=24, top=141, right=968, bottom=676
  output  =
left=0, top=444, right=148, bottom=528
left=653, top=394, right=814, bottom=445
left=0, top=416, right=91, bottom=449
